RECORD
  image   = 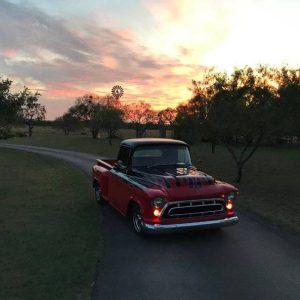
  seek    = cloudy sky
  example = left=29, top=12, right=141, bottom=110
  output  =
left=1, top=0, right=299, bottom=119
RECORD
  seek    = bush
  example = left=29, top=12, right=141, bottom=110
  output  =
left=15, top=131, right=27, bottom=138
left=0, top=132, right=15, bottom=139
left=173, top=124, right=202, bottom=145
left=0, top=127, right=15, bottom=139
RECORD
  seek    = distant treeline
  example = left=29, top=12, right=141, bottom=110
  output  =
left=1, top=65, right=299, bottom=181
left=51, top=65, right=300, bottom=181
left=0, top=78, right=46, bottom=138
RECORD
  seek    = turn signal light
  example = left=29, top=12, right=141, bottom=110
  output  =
left=226, top=200, right=233, bottom=210
left=153, top=209, right=160, bottom=217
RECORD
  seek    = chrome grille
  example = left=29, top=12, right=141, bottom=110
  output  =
left=161, top=198, right=225, bottom=219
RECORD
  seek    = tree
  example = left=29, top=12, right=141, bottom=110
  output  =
left=54, top=112, right=80, bottom=135
left=189, top=70, right=223, bottom=153
left=173, top=103, right=202, bottom=144
left=101, top=106, right=124, bottom=145
left=157, top=107, right=176, bottom=138
left=98, top=95, right=124, bottom=144
left=174, top=69, right=222, bottom=150
left=275, top=67, right=300, bottom=140
left=176, top=66, right=278, bottom=182
left=175, top=65, right=300, bottom=181
left=22, top=88, right=46, bottom=137
left=124, top=101, right=156, bottom=138
left=206, top=66, right=277, bottom=182
left=70, top=94, right=103, bottom=139
left=101, top=94, right=122, bottom=108
left=70, top=94, right=123, bottom=140
left=0, top=78, right=25, bottom=138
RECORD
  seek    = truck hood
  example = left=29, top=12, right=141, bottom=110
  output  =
left=129, top=166, right=235, bottom=200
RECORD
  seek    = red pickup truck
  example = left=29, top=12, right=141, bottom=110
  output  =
left=92, top=138, right=239, bottom=235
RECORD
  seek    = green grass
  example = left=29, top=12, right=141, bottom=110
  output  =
left=2, top=126, right=300, bottom=234
left=3, top=126, right=172, bottom=156
left=2, top=126, right=120, bottom=156
left=190, top=143, right=300, bottom=234
left=0, top=149, right=102, bottom=300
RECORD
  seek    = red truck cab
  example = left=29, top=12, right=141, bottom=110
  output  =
left=92, top=138, right=238, bottom=235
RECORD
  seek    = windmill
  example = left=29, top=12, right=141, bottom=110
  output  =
left=111, top=85, right=124, bottom=100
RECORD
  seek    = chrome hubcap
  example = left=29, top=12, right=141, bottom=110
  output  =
left=95, top=187, right=101, bottom=202
left=133, top=211, right=143, bottom=232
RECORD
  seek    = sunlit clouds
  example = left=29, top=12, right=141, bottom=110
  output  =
left=143, top=0, right=231, bottom=64
left=1, top=0, right=300, bottom=118
left=201, top=0, right=300, bottom=69
left=143, top=0, right=300, bottom=69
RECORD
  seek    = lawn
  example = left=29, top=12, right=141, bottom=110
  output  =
left=190, top=143, right=300, bottom=234
left=4, top=126, right=170, bottom=156
left=0, top=148, right=102, bottom=300
left=2, top=126, right=300, bottom=234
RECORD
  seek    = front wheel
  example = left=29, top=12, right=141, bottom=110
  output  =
left=131, top=205, right=145, bottom=236
left=94, top=183, right=107, bottom=206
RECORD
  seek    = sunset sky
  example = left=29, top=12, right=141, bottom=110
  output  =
left=1, top=0, right=299, bottom=119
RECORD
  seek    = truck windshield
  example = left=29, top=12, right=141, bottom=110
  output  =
left=132, top=144, right=191, bottom=168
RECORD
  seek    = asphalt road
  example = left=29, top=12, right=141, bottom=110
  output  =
left=1, top=144, right=300, bottom=300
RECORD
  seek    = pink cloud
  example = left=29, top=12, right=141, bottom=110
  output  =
left=46, top=82, right=89, bottom=98
left=116, top=29, right=138, bottom=41
left=1, top=48, right=18, bottom=58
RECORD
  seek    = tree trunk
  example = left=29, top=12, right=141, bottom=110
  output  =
left=91, top=128, right=98, bottom=139
left=211, top=140, right=216, bottom=154
left=28, top=124, right=33, bottom=137
left=236, top=164, right=243, bottom=183
left=225, top=132, right=263, bottom=183
left=159, top=126, right=166, bottom=138
left=136, top=126, right=143, bottom=138
left=107, top=129, right=112, bottom=145
left=140, top=128, right=146, bottom=138
left=108, top=131, right=112, bottom=145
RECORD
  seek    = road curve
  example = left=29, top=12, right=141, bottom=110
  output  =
left=1, top=144, right=299, bottom=300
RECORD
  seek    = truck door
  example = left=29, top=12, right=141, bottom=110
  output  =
left=108, top=146, right=131, bottom=214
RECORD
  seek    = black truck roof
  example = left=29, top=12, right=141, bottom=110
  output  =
left=120, top=138, right=188, bottom=149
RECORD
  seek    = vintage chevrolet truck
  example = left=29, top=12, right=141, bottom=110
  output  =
left=92, top=138, right=239, bottom=235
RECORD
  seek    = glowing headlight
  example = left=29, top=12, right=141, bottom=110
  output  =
left=151, top=197, right=166, bottom=208
left=153, top=209, right=160, bottom=217
left=226, top=200, right=233, bottom=210
left=227, top=192, right=236, bottom=200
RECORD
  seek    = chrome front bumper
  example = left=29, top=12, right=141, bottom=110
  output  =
left=142, top=216, right=239, bottom=234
